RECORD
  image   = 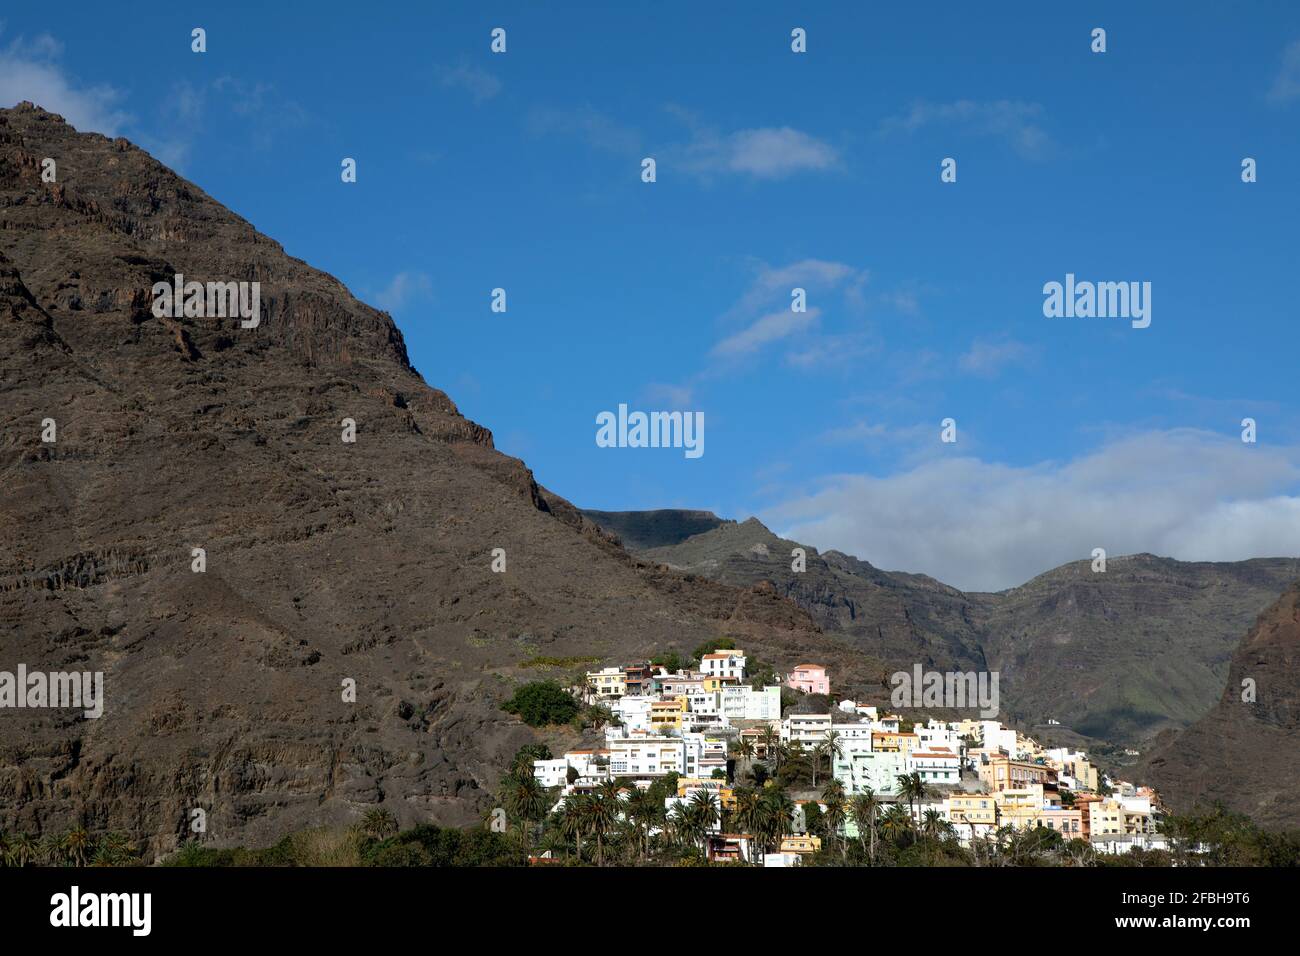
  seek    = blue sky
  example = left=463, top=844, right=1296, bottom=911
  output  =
left=4, top=2, right=1300, bottom=589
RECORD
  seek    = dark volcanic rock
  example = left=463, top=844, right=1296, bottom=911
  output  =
left=579, top=509, right=730, bottom=552
left=0, top=103, right=871, bottom=855
left=1141, top=580, right=1300, bottom=829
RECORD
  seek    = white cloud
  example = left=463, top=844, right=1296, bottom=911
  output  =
left=880, top=99, right=1051, bottom=159
left=438, top=63, right=502, bottom=103
left=373, top=271, right=433, bottom=312
left=1268, top=39, right=1300, bottom=103
left=763, top=429, right=1300, bottom=592
left=643, top=382, right=695, bottom=409
left=0, top=32, right=129, bottom=135
left=675, top=124, right=840, bottom=180
left=713, top=307, right=820, bottom=357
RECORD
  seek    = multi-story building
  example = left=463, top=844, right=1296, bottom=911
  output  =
left=611, top=695, right=653, bottom=733
left=720, top=684, right=782, bottom=722
left=1088, top=797, right=1126, bottom=837
left=608, top=736, right=685, bottom=777
left=623, top=662, right=653, bottom=696
left=586, top=667, right=626, bottom=700
left=977, top=753, right=1059, bottom=795
left=699, top=649, right=747, bottom=682
left=945, top=794, right=999, bottom=841
left=650, top=697, right=687, bottom=732
left=783, top=712, right=832, bottom=748
left=1036, top=808, right=1085, bottom=839
left=833, top=748, right=906, bottom=796
left=872, top=731, right=920, bottom=755
left=907, top=747, right=962, bottom=786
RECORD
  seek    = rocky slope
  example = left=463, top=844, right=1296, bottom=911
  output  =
left=0, top=103, right=873, bottom=855
left=601, top=514, right=1299, bottom=748
left=1141, top=581, right=1300, bottom=829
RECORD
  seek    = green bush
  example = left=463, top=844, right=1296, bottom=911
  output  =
left=501, top=680, right=579, bottom=726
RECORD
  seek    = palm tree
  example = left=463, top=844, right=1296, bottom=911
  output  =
left=731, top=787, right=761, bottom=863
left=731, top=736, right=755, bottom=784
left=817, top=730, right=843, bottom=789
left=921, top=808, right=945, bottom=841
left=758, top=787, right=795, bottom=853
left=91, top=832, right=139, bottom=867
left=504, top=772, right=549, bottom=847
left=821, top=779, right=847, bottom=857
left=849, top=789, right=881, bottom=864
left=682, top=789, right=720, bottom=854
left=4, top=832, right=37, bottom=867
left=880, top=804, right=912, bottom=845
left=559, top=794, right=588, bottom=860
left=360, top=808, right=398, bottom=840
left=896, top=772, right=929, bottom=826
left=589, top=781, right=623, bottom=865
left=759, top=726, right=781, bottom=772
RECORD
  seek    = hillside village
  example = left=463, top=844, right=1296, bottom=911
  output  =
left=522, top=646, right=1169, bottom=866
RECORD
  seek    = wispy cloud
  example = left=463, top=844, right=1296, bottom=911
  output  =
left=713, top=307, right=821, bottom=358
left=528, top=105, right=642, bottom=154
left=1268, top=38, right=1300, bottom=103
left=373, top=271, right=433, bottom=312
left=0, top=30, right=129, bottom=135
left=880, top=99, right=1052, bottom=159
left=674, top=124, right=840, bottom=180
left=958, top=338, right=1035, bottom=378
left=149, top=76, right=309, bottom=169
left=708, top=259, right=871, bottom=370
left=438, top=62, right=502, bottom=104
left=765, top=429, right=1300, bottom=592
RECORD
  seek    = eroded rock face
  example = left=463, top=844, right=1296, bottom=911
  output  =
left=1142, top=581, right=1300, bottom=829
left=0, top=103, right=874, bottom=856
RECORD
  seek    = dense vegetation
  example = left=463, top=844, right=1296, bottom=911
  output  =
left=501, top=680, right=581, bottom=726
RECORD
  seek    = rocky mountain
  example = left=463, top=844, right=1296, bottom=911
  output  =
left=0, top=103, right=874, bottom=855
left=596, top=513, right=1299, bottom=750
left=1141, top=581, right=1300, bottom=829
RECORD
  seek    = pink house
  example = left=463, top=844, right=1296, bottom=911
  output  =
left=786, top=664, right=829, bottom=696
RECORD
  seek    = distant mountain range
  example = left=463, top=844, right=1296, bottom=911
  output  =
left=582, top=509, right=1300, bottom=759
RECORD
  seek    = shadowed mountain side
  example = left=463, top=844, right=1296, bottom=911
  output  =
left=578, top=509, right=730, bottom=552
left=0, top=103, right=878, bottom=855
left=1141, top=580, right=1300, bottom=829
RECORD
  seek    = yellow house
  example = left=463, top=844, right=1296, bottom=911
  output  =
left=946, top=794, right=998, bottom=828
left=872, top=731, right=920, bottom=755
left=677, top=778, right=736, bottom=810
left=994, top=787, right=1044, bottom=829
left=585, top=667, right=626, bottom=699
left=701, top=676, right=725, bottom=693
left=1089, top=798, right=1125, bottom=836
left=780, top=835, right=822, bottom=855
left=650, top=697, right=686, bottom=731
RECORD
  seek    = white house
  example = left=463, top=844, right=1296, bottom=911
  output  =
left=699, top=649, right=747, bottom=682
left=608, top=737, right=686, bottom=777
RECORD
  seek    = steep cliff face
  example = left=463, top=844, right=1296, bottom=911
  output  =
left=1142, top=581, right=1300, bottom=829
left=0, top=103, right=872, bottom=855
left=606, top=512, right=1299, bottom=748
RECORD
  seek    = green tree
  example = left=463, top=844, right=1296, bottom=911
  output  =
left=501, top=681, right=580, bottom=726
